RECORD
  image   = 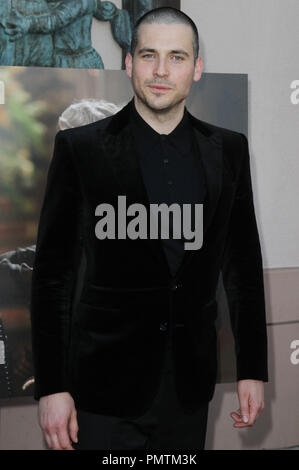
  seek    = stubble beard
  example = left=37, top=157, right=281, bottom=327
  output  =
left=134, top=84, right=185, bottom=116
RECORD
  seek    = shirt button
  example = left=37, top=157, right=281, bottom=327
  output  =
left=172, top=283, right=182, bottom=290
left=160, top=321, right=168, bottom=331
left=163, top=158, right=169, bottom=164
left=168, top=180, right=173, bottom=185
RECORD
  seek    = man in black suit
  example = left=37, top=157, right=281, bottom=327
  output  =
left=30, top=7, right=268, bottom=450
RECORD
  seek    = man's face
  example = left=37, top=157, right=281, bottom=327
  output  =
left=125, top=22, right=202, bottom=114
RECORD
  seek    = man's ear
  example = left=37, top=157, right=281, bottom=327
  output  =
left=125, top=52, right=133, bottom=79
left=193, top=56, right=203, bottom=82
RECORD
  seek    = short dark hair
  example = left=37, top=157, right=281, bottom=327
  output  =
left=130, top=7, right=200, bottom=63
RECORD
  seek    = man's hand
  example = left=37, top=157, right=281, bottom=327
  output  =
left=231, top=379, right=265, bottom=428
left=38, top=392, right=78, bottom=450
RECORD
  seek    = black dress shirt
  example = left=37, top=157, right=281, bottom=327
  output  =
left=129, top=98, right=206, bottom=277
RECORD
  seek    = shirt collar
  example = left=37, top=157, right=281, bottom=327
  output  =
left=129, top=97, right=193, bottom=157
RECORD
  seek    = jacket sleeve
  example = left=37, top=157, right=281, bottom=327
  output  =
left=30, top=130, right=83, bottom=400
left=221, top=133, right=268, bottom=382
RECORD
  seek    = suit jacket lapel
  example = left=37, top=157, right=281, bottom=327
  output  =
left=99, top=101, right=223, bottom=281
left=175, top=123, right=223, bottom=278
left=192, top=124, right=223, bottom=238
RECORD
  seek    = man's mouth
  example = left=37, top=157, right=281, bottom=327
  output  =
left=148, top=85, right=172, bottom=92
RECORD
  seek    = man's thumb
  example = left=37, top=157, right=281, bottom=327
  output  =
left=69, top=409, right=79, bottom=443
left=240, top=401, right=249, bottom=423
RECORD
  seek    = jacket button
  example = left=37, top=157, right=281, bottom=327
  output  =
left=160, top=321, right=168, bottom=331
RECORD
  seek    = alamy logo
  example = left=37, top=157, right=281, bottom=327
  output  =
left=290, top=80, right=299, bottom=104
left=290, top=340, right=299, bottom=365
left=95, top=195, right=203, bottom=250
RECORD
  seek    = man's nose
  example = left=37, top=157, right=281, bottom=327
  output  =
left=153, top=58, right=169, bottom=77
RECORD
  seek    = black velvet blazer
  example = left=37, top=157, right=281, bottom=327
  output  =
left=30, top=99, right=268, bottom=417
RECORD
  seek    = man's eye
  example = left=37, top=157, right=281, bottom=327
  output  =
left=142, top=54, right=154, bottom=59
left=171, top=56, right=184, bottom=61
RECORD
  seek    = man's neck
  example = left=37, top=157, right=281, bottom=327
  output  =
left=133, top=96, right=185, bottom=135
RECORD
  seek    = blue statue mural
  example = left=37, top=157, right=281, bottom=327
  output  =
left=0, top=0, right=152, bottom=69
